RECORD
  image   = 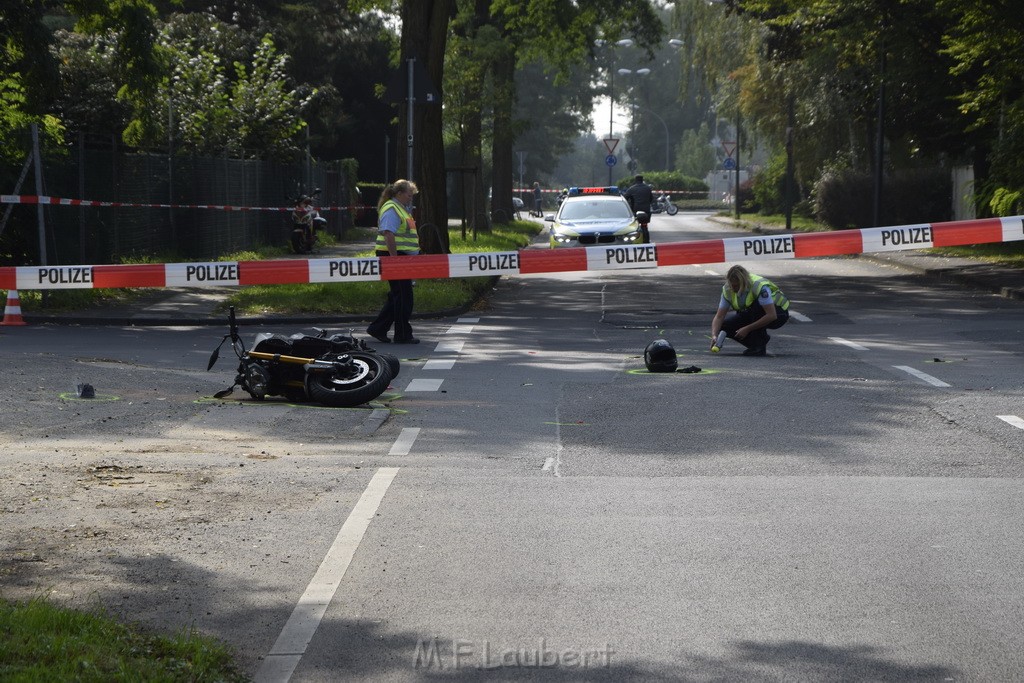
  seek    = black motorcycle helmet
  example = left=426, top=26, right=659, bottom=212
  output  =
left=644, top=339, right=677, bottom=373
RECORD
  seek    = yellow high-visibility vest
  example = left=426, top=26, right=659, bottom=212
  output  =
left=722, top=274, right=790, bottom=311
left=375, top=200, right=419, bottom=254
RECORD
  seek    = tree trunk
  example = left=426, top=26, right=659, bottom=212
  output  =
left=490, top=44, right=516, bottom=224
left=400, top=0, right=453, bottom=254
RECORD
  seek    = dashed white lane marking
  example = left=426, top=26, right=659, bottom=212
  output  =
left=445, top=325, right=475, bottom=334
left=457, top=317, right=480, bottom=323
left=542, top=457, right=555, bottom=471
left=789, top=310, right=812, bottom=322
left=704, top=269, right=719, bottom=276
left=893, top=365, right=951, bottom=388
left=998, top=415, right=1024, bottom=430
left=830, top=337, right=870, bottom=351
left=423, top=359, right=456, bottom=370
left=389, top=427, right=421, bottom=455
left=405, top=378, right=444, bottom=392
left=435, top=340, right=465, bottom=353
left=255, top=467, right=400, bottom=683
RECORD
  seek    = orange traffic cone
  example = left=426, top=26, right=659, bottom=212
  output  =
left=1, top=289, right=27, bottom=326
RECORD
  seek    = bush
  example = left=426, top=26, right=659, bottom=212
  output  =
left=813, top=167, right=952, bottom=229
left=617, top=171, right=708, bottom=193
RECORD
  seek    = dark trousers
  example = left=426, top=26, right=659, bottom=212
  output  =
left=722, top=306, right=789, bottom=349
left=368, top=279, right=414, bottom=341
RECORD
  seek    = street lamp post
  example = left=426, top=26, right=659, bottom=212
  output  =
left=630, top=103, right=670, bottom=171
left=595, top=38, right=634, bottom=183
left=617, top=68, right=651, bottom=173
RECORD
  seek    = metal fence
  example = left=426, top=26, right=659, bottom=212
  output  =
left=2, top=131, right=356, bottom=265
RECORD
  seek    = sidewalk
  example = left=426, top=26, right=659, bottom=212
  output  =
left=15, top=221, right=1024, bottom=326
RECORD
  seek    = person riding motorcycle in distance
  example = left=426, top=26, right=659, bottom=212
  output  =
left=710, top=265, right=790, bottom=356
left=623, top=174, right=654, bottom=243
left=292, top=195, right=313, bottom=229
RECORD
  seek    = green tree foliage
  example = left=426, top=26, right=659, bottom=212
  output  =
left=229, top=36, right=308, bottom=158
left=1, top=3, right=67, bottom=159
left=675, top=123, right=717, bottom=181
left=51, top=30, right=130, bottom=136
left=122, top=14, right=309, bottom=158
left=940, top=0, right=1024, bottom=211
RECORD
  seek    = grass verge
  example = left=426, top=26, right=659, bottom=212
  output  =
left=0, top=597, right=245, bottom=682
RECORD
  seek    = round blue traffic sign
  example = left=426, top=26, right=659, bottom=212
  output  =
left=605, top=154, right=617, bottom=167
left=723, top=157, right=736, bottom=170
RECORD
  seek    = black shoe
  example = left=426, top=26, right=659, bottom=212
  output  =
left=366, top=329, right=391, bottom=344
left=742, top=346, right=767, bottom=357
left=393, top=337, right=420, bottom=344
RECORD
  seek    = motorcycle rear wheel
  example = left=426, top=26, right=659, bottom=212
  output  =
left=305, top=351, right=392, bottom=407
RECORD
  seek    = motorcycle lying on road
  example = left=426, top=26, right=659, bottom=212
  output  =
left=207, top=307, right=400, bottom=407
left=649, top=192, right=679, bottom=216
left=290, top=189, right=328, bottom=254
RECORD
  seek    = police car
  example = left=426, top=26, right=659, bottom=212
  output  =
left=544, top=186, right=642, bottom=248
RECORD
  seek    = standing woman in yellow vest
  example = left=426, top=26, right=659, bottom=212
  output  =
left=366, top=180, right=420, bottom=344
left=710, top=264, right=790, bottom=356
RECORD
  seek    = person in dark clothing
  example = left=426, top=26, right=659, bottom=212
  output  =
left=623, top=174, right=654, bottom=243
left=366, top=180, right=420, bottom=345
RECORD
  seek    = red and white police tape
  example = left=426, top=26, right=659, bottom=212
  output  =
left=0, top=194, right=373, bottom=213
left=1, top=216, right=1021, bottom=291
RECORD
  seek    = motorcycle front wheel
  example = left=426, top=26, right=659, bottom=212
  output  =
left=666, top=202, right=679, bottom=216
left=305, top=351, right=393, bottom=407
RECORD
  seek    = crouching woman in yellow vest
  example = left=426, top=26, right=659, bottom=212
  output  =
left=710, top=265, right=790, bottom=356
left=366, top=180, right=420, bottom=345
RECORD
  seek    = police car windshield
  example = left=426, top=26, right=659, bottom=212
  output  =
left=559, top=199, right=632, bottom=221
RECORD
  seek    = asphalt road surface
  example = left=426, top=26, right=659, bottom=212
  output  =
left=3, top=213, right=1023, bottom=682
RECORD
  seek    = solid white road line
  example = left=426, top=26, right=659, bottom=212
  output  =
left=254, top=467, right=400, bottom=683
left=405, top=378, right=444, bottom=392
left=893, top=365, right=951, bottom=388
left=997, top=415, right=1024, bottom=430
left=388, top=427, right=421, bottom=456
left=830, top=337, right=870, bottom=351
left=423, top=359, right=456, bottom=371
